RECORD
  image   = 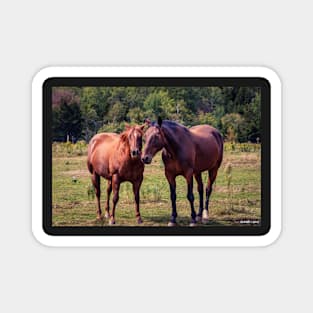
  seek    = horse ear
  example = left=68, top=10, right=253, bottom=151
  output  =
left=144, top=118, right=151, bottom=126
left=140, top=124, right=145, bottom=131
left=124, top=123, right=130, bottom=130
left=157, top=116, right=162, bottom=127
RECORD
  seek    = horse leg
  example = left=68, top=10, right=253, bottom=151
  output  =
left=165, top=172, right=177, bottom=226
left=194, top=173, right=204, bottom=222
left=132, top=176, right=143, bottom=224
left=185, top=172, right=196, bottom=226
left=91, top=172, right=102, bottom=220
left=109, top=175, right=120, bottom=225
left=104, top=179, right=112, bottom=219
left=204, top=167, right=218, bottom=221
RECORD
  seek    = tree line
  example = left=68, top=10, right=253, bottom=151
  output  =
left=52, top=86, right=261, bottom=143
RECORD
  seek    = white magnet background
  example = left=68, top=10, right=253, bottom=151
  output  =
left=32, top=66, right=281, bottom=247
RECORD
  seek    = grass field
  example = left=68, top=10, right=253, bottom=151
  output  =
left=52, top=142, right=261, bottom=227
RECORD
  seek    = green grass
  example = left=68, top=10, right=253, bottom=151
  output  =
left=52, top=143, right=261, bottom=227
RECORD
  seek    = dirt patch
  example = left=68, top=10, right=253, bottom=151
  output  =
left=63, top=169, right=90, bottom=178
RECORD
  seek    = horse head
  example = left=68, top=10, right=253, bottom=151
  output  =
left=121, top=124, right=145, bottom=159
left=142, top=117, right=165, bottom=164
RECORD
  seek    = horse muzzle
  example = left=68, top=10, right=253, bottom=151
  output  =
left=131, top=149, right=141, bottom=159
left=142, top=155, right=152, bottom=164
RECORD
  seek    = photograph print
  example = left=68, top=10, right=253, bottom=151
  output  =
left=48, top=80, right=266, bottom=235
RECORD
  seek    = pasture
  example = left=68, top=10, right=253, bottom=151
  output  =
left=52, top=142, right=261, bottom=227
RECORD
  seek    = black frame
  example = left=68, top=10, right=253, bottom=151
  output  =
left=43, top=77, right=270, bottom=236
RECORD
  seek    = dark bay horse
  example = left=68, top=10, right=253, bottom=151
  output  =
left=142, top=118, right=223, bottom=226
left=87, top=124, right=145, bottom=224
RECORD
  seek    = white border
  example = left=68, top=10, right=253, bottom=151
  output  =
left=32, top=66, right=281, bottom=247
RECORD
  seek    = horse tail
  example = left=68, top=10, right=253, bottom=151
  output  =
left=212, top=130, right=224, bottom=169
left=87, top=160, right=93, bottom=174
left=87, top=137, right=96, bottom=174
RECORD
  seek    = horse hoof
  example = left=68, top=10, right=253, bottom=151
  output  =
left=109, top=219, right=115, bottom=225
left=168, top=221, right=177, bottom=227
left=195, top=216, right=202, bottom=222
left=189, top=221, right=197, bottom=227
left=96, top=215, right=103, bottom=221
left=104, top=212, right=110, bottom=219
left=137, top=217, right=143, bottom=224
left=202, top=210, right=209, bottom=220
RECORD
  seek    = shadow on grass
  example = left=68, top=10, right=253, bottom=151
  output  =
left=143, top=213, right=228, bottom=227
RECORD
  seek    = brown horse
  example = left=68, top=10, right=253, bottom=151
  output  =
left=87, top=124, right=145, bottom=224
left=142, top=117, right=223, bottom=226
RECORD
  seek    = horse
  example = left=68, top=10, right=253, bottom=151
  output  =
left=142, top=117, right=223, bottom=226
left=87, top=124, right=145, bottom=225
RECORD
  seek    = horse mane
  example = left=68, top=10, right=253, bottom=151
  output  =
left=120, top=129, right=129, bottom=143
left=159, top=120, right=191, bottom=154
left=118, top=126, right=144, bottom=154
left=163, top=120, right=187, bottom=129
left=116, top=129, right=130, bottom=157
left=152, top=119, right=189, bottom=132
left=120, top=126, right=144, bottom=142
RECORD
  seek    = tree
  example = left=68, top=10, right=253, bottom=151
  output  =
left=80, top=87, right=109, bottom=121
left=221, top=113, right=244, bottom=142
left=80, top=103, right=98, bottom=142
left=52, top=87, right=80, bottom=107
left=143, top=90, right=175, bottom=120
left=52, top=107, right=63, bottom=141
left=51, top=86, right=262, bottom=143
left=107, top=101, right=127, bottom=123
left=198, top=112, right=218, bottom=128
left=97, top=121, right=126, bottom=134
left=241, top=92, right=261, bottom=142
left=127, top=107, right=145, bottom=123
left=58, top=101, right=82, bottom=142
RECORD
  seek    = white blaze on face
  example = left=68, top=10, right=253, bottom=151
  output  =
left=130, top=128, right=142, bottom=158
left=133, top=130, right=138, bottom=152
